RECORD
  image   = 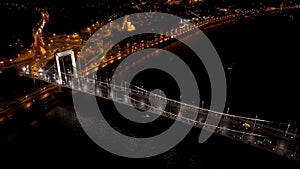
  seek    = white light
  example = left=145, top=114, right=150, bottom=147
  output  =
left=38, top=68, right=44, bottom=73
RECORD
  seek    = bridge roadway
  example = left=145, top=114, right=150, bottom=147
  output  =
left=19, top=68, right=300, bottom=162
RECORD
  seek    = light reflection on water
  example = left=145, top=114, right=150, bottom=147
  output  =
left=2, top=94, right=298, bottom=168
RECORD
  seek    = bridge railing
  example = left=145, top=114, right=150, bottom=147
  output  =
left=19, top=66, right=300, bottom=161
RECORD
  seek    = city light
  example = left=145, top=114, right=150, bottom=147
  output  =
left=1, top=1, right=300, bottom=166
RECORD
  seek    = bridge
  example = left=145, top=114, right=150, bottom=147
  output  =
left=2, top=5, right=300, bottom=162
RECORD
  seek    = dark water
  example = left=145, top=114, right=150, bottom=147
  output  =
left=1, top=7, right=300, bottom=168
left=0, top=69, right=35, bottom=99
left=209, top=12, right=300, bottom=124
left=1, top=97, right=299, bottom=168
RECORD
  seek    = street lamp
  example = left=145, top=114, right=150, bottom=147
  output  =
left=293, top=145, right=299, bottom=157
left=226, top=107, right=230, bottom=119
left=293, top=127, right=298, bottom=138
left=285, top=124, right=290, bottom=136
left=254, top=115, right=258, bottom=128
left=201, top=101, right=205, bottom=108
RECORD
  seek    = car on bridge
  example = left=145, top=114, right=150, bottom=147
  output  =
left=242, top=123, right=251, bottom=129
